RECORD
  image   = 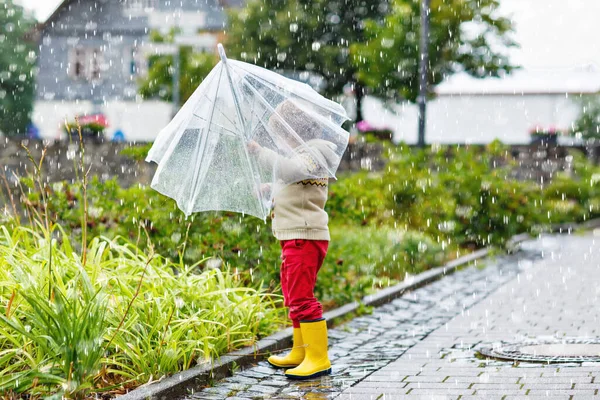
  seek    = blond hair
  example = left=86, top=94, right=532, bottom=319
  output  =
left=270, top=99, right=321, bottom=141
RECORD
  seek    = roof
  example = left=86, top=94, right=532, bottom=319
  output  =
left=436, top=65, right=600, bottom=96
left=39, top=0, right=245, bottom=30
left=39, top=0, right=71, bottom=30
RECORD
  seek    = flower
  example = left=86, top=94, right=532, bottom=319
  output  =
left=529, top=125, right=564, bottom=136
left=77, top=113, right=109, bottom=128
left=356, top=120, right=373, bottom=132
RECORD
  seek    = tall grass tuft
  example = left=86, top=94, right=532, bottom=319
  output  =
left=0, top=224, right=284, bottom=398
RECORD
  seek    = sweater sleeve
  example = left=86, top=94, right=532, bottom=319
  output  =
left=256, top=146, right=321, bottom=183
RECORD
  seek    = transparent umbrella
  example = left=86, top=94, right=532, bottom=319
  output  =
left=146, top=44, right=350, bottom=220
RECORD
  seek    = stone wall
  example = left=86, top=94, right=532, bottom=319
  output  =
left=0, top=139, right=385, bottom=189
left=0, top=138, right=597, bottom=192
left=0, top=138, right=153, bottom=188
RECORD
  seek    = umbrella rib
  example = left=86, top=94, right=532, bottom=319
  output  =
left=191, top=113, right=238, bottom=137
left=186, top=66, right=224, bottom=216
left=202, top=93, right=238, bottom=126
left=198, top=93, right=239, bottom=129
left=229, top=61, right=348, bottom=120
left=241, top=74, right=347, bottom=133
left=224, top=65, right=267, bottom=218
left=238, top=75, right=338, bottom=179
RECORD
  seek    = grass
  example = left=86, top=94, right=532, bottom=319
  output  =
left=0, top=224, right=285, bottom=398
left=0, top=135, right=288, bottom=398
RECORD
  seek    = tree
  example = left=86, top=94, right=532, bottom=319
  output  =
left=573, top=95, right=600, bottom=141
left=138, top=30, right=218, bottom=105
left=352, top=0, right=516, bottom=103
left=0, top=0, right=36, bottom=135
left=226, top=0, right=516, bottom=122
left=226, top=0, right=389, bottom=122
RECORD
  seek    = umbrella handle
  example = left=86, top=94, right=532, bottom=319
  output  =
left=218, top=43, right=227, bottom=64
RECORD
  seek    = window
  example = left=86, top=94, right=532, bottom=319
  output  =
left=72, top=48, right=86, bottom=79
left=89, top=48, right=102, bottom=81
left=68, top=47, right=104, bottom=81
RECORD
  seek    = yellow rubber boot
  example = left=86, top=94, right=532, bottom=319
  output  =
left=285, top=319, right=331, bottom=380
left=268, top=328, right=305, bottom=368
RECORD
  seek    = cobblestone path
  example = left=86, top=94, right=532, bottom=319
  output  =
left=184, top=232, right=599, bottom=399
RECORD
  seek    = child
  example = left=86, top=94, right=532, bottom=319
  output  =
left=247, top=100, right=338, bottom=380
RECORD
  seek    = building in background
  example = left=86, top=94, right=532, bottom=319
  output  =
left=33, top=0, right=242, bottom=141
left=362, top=65, right=600, bottom=144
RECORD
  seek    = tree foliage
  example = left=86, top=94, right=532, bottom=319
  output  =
left=226, top=0, right=387, bottom=120
left=227, top=0, right=387, bottom=95
left=226, top=0, right=516, bottom=120
left=353, top=0, right=517, bottom=102
left=138, top=30, right=218, bottom=105
left=573, top=95, right=600, bottom=141
left=0, top=0, right=36, bottom=135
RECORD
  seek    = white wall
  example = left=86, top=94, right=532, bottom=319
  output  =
left=32, top=100, right=172, bottom=142
left=33, top=94, right=583, bottom=145
left=32, top=100, right=93, bottom=140
left=103, top=101, right=172, bottom=142
left=362, top=94, right=581, bottom=144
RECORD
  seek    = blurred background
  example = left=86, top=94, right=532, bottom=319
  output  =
left=3, top=0, right=600, bottom=145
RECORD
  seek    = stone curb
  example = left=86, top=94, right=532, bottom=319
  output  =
left=117, top=219, right=600, bottom=400
left=551, top=217, right=600, bottom=233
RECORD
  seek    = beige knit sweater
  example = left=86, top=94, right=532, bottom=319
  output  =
left=257, top=139, right=338, bottom=241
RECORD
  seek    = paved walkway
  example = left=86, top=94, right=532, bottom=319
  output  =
left=185, top=232, right=600, bottom=399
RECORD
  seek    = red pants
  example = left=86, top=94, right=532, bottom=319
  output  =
left=280, top=239, right=329, bottom=328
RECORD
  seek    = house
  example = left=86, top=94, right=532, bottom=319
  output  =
left=32, top=0, right=243, bottom=141
left=362, top=65, right=600, bottom=144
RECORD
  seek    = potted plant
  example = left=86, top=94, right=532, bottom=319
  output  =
left=357, top=120, right=394, bottom=142
left=64, top=113, right=109, bottom=143
left=529, top=125, right=564, bottom=145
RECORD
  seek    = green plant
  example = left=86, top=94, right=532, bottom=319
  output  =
left=572, top=94, right=600, bottom=140
left=0, top=224, right=284, bottom=398
left=121, top=143, right=154, bottom=162
left=0, top=229, right=108, bottom=398
left=0, top=0, right=36, bottom=135
left=138, top=30, right=218, bottom=105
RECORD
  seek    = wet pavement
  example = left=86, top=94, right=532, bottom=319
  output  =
left=177, top=231, right=600, bottom=399
left=339, top=232, right=600, bottom=399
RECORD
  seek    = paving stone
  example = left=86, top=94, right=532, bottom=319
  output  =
left=503, top=397, right=571, bottom=400
left=404, top=382, right=472, bottom=390
left=406, top=388, right=474, bottom=395
left=458, top=397, right=502, bottom=400
left=472, top=389, right=528, bottom=395
left=519, top=376, right=593, bottom=383
left=238, top=370, right=271, bottom=379
left=259, top=380, right=289, bottom=387
left=201, top=385, right=237, bottom=396
left=524, top=389, right=598, bottom=396
left=231, top=391, right=272, bottom=399
left=189, top=394, right=223, bottom=400
left=247, top=385, right=282, bottom=395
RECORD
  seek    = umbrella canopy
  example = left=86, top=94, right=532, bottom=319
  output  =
left=146, top=44, right=350, bottom=220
